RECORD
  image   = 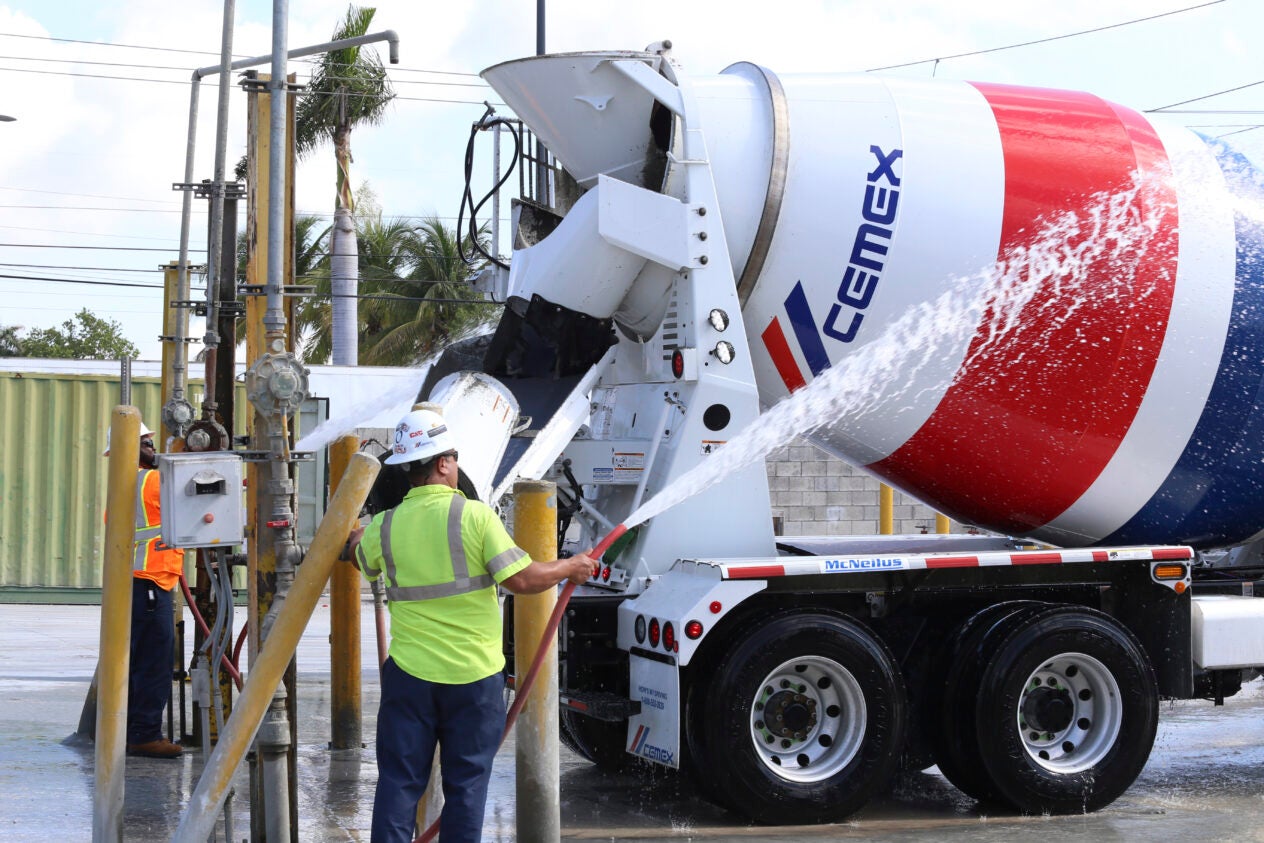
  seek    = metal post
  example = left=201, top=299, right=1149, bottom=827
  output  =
left=93, top=407, right=141, bottom=843
left=879, top=483, right=894, bottom=535
left=171, top=454, right=381, bottom=843
left=329, top=435, right=362, bottom=750
left=513, top=479, right=561, bottom=842
left=936, top=513, right=951, bottom=534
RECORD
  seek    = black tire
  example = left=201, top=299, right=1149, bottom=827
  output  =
left=560, top=710, right=635, bottom=772
left=931, top=601, right=1047, bottom=803
left=691, top=611, right=907, bottom=824
left=974, top=606, right=1158, bottom=814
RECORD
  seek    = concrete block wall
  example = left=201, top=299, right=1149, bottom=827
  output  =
left=766, top=437, right=962, bottom=536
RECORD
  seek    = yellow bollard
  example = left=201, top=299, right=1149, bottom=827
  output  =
left=936, top=513, right=951, bottom=534
left=171, top=453, right=380, bottom=843
left=94, top=406, right=141, bottom=843
left=879, top=483, right=894, bottom=535
left=328, top=435, right=362, bottom=751
left=513, top=479, right=561, bottom=842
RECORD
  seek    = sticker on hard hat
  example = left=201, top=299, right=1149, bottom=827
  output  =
left=394, top=424, right=407, bottom=442
left=427, top=424, right=448, bottom=438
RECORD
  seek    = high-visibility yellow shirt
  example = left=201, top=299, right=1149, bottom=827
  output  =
left=355, top=483, right=533, bottom=684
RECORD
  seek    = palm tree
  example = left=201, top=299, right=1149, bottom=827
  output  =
left=360, top=215, right=492, bottom=365
left=294, top=5, right=395, bottom=366
left=236, top=213, right=330, bottom=351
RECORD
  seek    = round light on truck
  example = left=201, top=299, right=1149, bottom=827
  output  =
left=649, top=618, right=661, bottom=648
left=634, top=615, right=646, bottom=644
left=685, top=620, right=704, bottom=639
left=663, top=622, right=677, bottom=652
left=713, top=341, right=736, bottom=364
left=708, top=308, right=730, bottom=332
left=671, top=349, right=685, bottom=379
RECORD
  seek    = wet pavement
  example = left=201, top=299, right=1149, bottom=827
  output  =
left=2, top=601, right=1263, bottom=841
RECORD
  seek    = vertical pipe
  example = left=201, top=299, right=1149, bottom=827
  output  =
left=203, top=0, right=237, bottom=416
left=93, top=407, right=140, bottom=843
left=491, top=123, right=501, bottom=263
left=161, top=262, right=178, bottom=438
left=172, top=453, right=381, bottom=843
left=936, top=513, right=951, bottom=534
left=513, top=479, right=561, bottom=843
left=879, top=483, right=894, bottom=535
left=172, top=80, right=201, bottom=420
left=329, top=435, right=362, bottom=750
left=264, top=0, right=290, bottom=334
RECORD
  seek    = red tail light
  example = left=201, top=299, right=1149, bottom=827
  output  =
left=685, top=620, right=703, bottom=639
left=663, top=622, right=676, bottom=652
left=648, top=618, right=661, bottom=648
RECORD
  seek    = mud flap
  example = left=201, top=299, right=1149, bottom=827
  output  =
left=626, top=652, right=681, bottom=768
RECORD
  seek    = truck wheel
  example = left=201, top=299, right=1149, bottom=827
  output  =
left=932, top=601, right=1046, bottom=803
left=560, top=710, right=634, bottom=772
left=974, top=606, right=1158, bottom=814
left=693, top=611, right=906, bottom=824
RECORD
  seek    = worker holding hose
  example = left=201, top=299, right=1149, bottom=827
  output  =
left=102, top=421, right=185, bottom=759
left=344, top=404, right=596, bottom=843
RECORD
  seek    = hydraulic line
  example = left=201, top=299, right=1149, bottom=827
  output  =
left=413, top=523, right=628, bottom=843
left=179, top=575, right=243, bottom=690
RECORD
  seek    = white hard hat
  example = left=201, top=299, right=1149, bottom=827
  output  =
left=384, top=404, right=457, bottom=465
left=103, top=422, right=154, bottom=457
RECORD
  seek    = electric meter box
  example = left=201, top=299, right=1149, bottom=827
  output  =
left=157, top=452, right=245, bottom=548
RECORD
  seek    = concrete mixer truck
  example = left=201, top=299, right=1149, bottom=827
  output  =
left=408, top=43, right=1264, bottom=824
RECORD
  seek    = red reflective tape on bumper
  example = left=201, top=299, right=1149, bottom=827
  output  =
left=1153, top=547, right=1194, bottom=560
left=1011, top=552, right=1065, bottom=565
left=1092, top=550, right=1110, bottom=562
left=726, top=565, right=786, bottom=579
left=926, top=556, right=980, bottom=568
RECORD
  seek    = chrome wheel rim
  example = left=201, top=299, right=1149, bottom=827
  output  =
left=749, top=655, right=866, bottom=782
left=1015, top=651, right=1122, bottom=774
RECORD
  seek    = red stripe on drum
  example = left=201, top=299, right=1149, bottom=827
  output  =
left=871, top=84, right=1179, bottom=534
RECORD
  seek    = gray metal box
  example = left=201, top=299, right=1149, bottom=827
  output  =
left=157, top=453, right=245, bottom=548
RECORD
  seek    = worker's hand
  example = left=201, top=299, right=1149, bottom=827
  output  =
left=341, top=526, right=365, bottom=562
left=565, top=552, right=598, bottom=585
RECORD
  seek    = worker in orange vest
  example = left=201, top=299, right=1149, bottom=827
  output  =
left=103, top=422, right=185, bottom=758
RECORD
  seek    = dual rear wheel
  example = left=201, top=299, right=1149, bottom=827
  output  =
left=932, top=604, right=1159, bottom=814
left=681, top=603, right=1157, bottom=823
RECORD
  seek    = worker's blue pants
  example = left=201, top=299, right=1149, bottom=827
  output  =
left=127, top=577, right=173, bottom=744
left=371, top=657, right=504, bottom=843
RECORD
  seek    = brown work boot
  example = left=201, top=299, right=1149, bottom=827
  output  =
left=126, top=739, right=183, bottom=758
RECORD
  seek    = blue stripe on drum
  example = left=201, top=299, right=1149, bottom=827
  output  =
left=1104, top=140, right=1264, bottom=549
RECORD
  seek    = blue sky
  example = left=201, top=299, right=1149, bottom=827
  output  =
left=1, top=0, right=1260, bottom=360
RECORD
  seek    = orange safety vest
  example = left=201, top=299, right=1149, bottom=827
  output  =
left=131, top=469, right=184, bottom=592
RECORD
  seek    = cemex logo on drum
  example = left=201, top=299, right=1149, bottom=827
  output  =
left=762, top=146, right=904, bottom=391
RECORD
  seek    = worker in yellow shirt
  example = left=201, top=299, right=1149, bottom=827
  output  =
left=346, top=405, right=595, bottom=843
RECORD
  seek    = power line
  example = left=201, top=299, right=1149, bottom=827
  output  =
left=0, top=64, right=500, bottom=105
left=0, top=31, right=482, bottom=78
left=0, top=204, right=201, bottom=213
left=866, top=0, right=1226, bottom=72
left=0, top=262, right=165, bottom=273
left=0, top=224, right=191, bottom=243
left=0, top=185, right=180, bottom=204
left=1148, top=80, right=1264, bottom=112
left=0, top=53, right=491, bottom=89
left=0, top=242, right=205, bottom=252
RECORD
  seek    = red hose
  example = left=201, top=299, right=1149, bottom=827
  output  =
left=178, top=574, right=244, bottom=690
left=231, top=623, right=248, bottom=670
left=413, top=524, right=627, bottom=843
